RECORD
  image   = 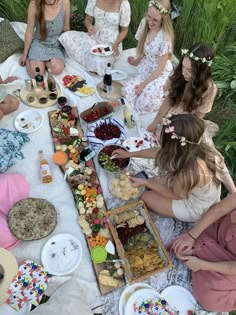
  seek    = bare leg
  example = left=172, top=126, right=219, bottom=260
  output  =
left=141, top=190, right=174, bottom=217
left=26, top=60, right=46, bottom=78
left=46, top=58, right=64, bottom=75
left=0, top=95, right=19, bottom=119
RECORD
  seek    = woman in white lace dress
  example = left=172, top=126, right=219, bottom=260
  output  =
left=122, top=0, right=174, bottom=114
left=59, top=0, right=131, bottom=76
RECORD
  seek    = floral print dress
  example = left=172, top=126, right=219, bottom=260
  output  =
left=59, top=0, right=131, bottom=76
left=122, top=19, right=173, bottom=114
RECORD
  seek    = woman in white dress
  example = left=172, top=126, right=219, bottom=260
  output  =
left=59, top=0, right=131, bottom=76
left=122, top=0, right=174, bottom=114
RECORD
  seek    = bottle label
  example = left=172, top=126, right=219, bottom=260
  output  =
left=40, top=164, right=51, bottom=177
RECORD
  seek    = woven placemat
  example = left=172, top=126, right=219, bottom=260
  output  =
left=8, top=198, right=57, bottom=240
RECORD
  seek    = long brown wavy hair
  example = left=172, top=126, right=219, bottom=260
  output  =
left=168, top=43, right=215, bottom=112
left=155, top=114, right=224, bottom=195
left=136, top=0, right=174, bottom=60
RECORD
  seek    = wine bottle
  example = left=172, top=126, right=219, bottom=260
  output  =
left=39, top=150, right=53, bottom=183
left=35, top=67, right=45, bottom=89
left=103, top=63, right=112, bottom=93
left=47, top=68, right=57, bottom=92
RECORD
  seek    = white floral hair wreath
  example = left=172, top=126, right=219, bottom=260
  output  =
left=148, top=0, right=170, bottom=15
left=181, top=49, right=213, bottom=66
left=162, top=113, right=202, bottom=146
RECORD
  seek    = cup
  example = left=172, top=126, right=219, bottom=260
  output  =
left=26, top=92, right=35, bottom=103
left=25, top=79, right=33, bottom=91
left=49, top=91, right=58, bottom=100
left=57, top=96, right=67, bottom=109
left=37, top=90, right=48, bottom=104
left=61, top=105, right=72, bottom=115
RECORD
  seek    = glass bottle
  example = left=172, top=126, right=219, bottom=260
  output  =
left=35, top=67, right=45, bottom=89
left=123, top=105, right=136, bottom=128
left=103, top=63, right=112, bottom=93
left=39, top=150, right=53, bottom=183
left=47, top=68, right=57, bottom=99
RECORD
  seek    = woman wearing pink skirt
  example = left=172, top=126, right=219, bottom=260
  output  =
left=0, top=173, right=29, bottom=250
left=172, top=192, right=236, bottom=312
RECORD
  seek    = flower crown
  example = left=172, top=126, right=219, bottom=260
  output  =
left=181, top=49, right=213, bottom=66
left=162, top=114, right=202, bottom=146
left=148, top=0, right=169, bottom=15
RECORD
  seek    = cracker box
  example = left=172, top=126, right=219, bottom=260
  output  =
left=107, top=200, right=172, bottom=284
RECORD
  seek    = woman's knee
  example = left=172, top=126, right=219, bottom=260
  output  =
left=50, top=61, right=64, bottom=75
left=0, top=109, right=4, bottom=119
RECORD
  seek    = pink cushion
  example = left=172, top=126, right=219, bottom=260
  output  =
left=0, top=173, right=29, bottom=249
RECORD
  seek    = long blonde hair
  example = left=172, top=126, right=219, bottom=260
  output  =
left=136, top=0, right=174, bottom=60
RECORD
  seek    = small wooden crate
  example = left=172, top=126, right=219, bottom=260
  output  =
left=107, top=200, right=172, bottom=284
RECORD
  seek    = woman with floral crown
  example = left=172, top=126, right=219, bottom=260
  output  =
left=147, top=43, right=217, bottom=133
left=113, top=114, right=226, bottom=222
left=122, top=0, right=174, bottom=114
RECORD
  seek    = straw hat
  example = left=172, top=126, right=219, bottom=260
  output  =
left=0, top=248, right=18, bottom=305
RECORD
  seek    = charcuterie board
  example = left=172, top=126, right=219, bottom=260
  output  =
left=48, top=107, right=126, bottom=295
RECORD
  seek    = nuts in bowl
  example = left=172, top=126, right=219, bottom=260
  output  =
left=98, top=145, right=130, bottom=173
left=108, top=173, right=142, bottom=201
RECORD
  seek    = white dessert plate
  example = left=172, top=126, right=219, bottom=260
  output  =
left=41, top=233, right=83, bottom=275
left=110, top=70, right=127, bottom=81
left=119, top=282, right=154, bottom=315
left=90, top=45, right=113, bottom=56
left=62, top=74, right=95, bottom=97
left=14, top=110, right=43, bottom=133
left=124, top=288, right=171, bottom=315
left=0, top=302, right=31, bottom=315
left=161, top=285, right=197, bottom=314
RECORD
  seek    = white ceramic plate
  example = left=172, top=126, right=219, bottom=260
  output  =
left=90, top=45, right=113, bottom=57
left=119, top=282, right=154, bottom=315
left=161, top=285, right=197, bottom=314
left=62, top=75, right=95, bottom=97
left=124, top=288, right=171, bottom=315
left=111, top=70, right=128, bottom=81
left=41, top=233, right=83, bottom=275
left=14, top=110, right=43, bottom=133
left=0, top=302, right=31, bottom=315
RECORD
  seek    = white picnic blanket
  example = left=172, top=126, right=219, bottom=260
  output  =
left=0, top=20, right=227, bottom=315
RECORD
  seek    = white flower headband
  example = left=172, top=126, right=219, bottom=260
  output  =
left=162, top=114, right=202, bottom=146
left=181, top=49, right=213, bottom=66
left=148, top=0, right=169, bottom=15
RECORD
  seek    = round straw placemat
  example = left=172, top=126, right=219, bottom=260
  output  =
left=8, top=198, right=57, bottom=240
left=96, top=81, right=122, bottom=100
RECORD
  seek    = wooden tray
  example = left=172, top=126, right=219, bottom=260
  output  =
left=96, top=81, right=122, bottom=100
left=107, top=200, right=173, bottom=284
left=20, top=84, right=62, bottom=108
left=48, top=107, right=125, bottom=295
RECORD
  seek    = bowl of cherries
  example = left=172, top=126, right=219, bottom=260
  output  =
left=97, top=144, right=130, bottom=173
left=80, top=102, right=114, bottom=123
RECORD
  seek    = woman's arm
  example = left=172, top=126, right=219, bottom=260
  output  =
left=112, top=26, right=129, bottom=55
left=63, top=0, right=71, bottom=32
left=19, top=1, right=36, bottom=66
left=113, top=147, right=158, bottom=159
left=147, top=97, right=171, bottom=132
left=182, top=256, right=236, bottom=275
left=222, top=168, right=236, bottom=194
left=135, top=54, right=169, bottom=95
left=84, top=14, right=95, bottom=35
left=144, top=179, right=184, bottom=200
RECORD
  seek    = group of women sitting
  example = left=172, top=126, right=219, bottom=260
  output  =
left=1, top=0, right=236, bottom=312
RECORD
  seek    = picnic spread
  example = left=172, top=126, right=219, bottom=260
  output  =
left=0, top=20, right=228, bottom=315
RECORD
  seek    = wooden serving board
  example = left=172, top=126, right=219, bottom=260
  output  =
left=48, top=107, right=125, bottom=295
left=20, top=84, right=61, bottom=108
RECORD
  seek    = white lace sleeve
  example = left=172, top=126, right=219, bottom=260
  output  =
left=85, top=0, right=96, bottom=17
left=119, top=0, right=131, bottom=27
left=135, top=18, right=146, bottom=41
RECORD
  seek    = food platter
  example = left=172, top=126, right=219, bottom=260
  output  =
left=161, top=285, right=196, bottom=314
left=119, top=282, right=154, bottom=315
left=111, top=69, right=128, bottom=81
left=41, top=233, right=83, bottom=276
left=20, top=84, right=61, bottom=108
left=91, top=45, right=113, bottom=57
left=62, top=74, right=95, bottom=97
left=14, top=110, right=43, bottom=133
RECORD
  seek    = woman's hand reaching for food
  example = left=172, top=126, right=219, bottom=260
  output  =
left=128, top=175, right=147, bottom=188
left=112, top=149, right=131, bottom=159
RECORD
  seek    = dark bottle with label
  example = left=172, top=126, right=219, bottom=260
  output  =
left=35, top=67, right=45, bottom=89
left=47, top=68, right=57, bottom=92
left=103, top=63, right=112, bottom=93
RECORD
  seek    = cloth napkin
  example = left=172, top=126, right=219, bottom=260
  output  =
left=0, top=128, right=30, bottom=172
left=6, top=260, right=51, bottom=311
